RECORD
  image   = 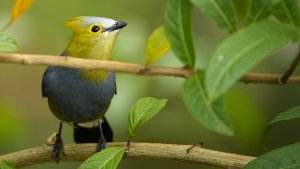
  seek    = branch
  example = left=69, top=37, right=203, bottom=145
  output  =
left=0, top=142, right=255, bottom=168
left=0, top=52, right=300, bottom=84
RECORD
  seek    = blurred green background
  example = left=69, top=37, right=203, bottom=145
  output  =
left=1, top=0, right=300, bottom=169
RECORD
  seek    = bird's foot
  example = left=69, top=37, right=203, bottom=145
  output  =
left=52, top=134, right=64, bottom=163
left=96, top=136, right=106, bottom=152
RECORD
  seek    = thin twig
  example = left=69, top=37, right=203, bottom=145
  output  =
left=280, top=49, right=300, bottom=83
left=0, top=142, right=255, bottom=168
left=0, top=53, right=300, bottom=84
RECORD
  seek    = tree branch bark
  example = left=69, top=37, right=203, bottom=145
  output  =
left=0, top=142, right=255, bottom=168
left=0, top=52, right=300, bottom=84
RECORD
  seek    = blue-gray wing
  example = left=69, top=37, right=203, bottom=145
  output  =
left=42, top=67, right=55, bottom=98
left=42, top=51, right=67, bottom=98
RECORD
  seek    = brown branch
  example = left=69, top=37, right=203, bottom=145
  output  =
left=0, top=142, right=255, bottom=168
left=0, top=53, right=191, bottom=78
left=0, top=52, right=300, bottom=84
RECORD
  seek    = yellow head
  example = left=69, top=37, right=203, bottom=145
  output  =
left=65, top=16, right=126, bottom=60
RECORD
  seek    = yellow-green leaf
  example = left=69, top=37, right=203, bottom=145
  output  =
left=145, top=26, right=170, bottom=65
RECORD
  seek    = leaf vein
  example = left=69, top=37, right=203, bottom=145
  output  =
left=193, top=76, right=227, bottom=128
left=214, top=36, right=267, bottom=95
left=178, top=1, right=193, bottom=67
left=211, top=0, right=235, bottom=32
left=280, top=0, right=295, bottom=25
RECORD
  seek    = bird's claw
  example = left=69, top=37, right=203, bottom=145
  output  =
left=52, top=134, right=64, bottom=163
left=97, top=136, right=107, bottom=152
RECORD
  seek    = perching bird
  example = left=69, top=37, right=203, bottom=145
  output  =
left=42, top=16, right=126, bottom=161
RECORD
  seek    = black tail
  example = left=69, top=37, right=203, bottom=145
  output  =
left=74, top=117, right=113, bottom=143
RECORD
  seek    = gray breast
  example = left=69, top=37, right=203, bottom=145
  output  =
left=42, top=66, right=116, bottom=123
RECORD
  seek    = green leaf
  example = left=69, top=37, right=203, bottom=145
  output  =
left=0, top=161, right=16, bottom=169
left=245, top=0, right=270, bottom=25
left=145, top=26, right=171, bottom=65
left=263, top=105, right=300, bottom=139
left=78, top=147, right=124, bottom=169
left=164, top=0, right=195, bottom=68
left=191, top=0, right=237, bottom=33
left=0, top=33, right=17, bottom=52
left=183, top=74, right=233, bottom=136
left=243, top=142, right=300, bottom=169
left=264, top=0, right=300, bottom=27
left=205, top=20, right=300, bottom=101
left=128, top=97, right=167, bottom=140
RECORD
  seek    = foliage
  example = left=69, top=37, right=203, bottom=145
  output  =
left=2, top=0, right=300, bottom=168
left=263, top=105, right=300, bottom=139
left=0, top=33, right=17, bottom=52
left=183, top=74, right=233, bottom=136
left=0, top=0, right=32, bottom=52
left=145, top=26, right=170, bottom=65
left=78, top=147, right=124, bottom=169
left=244, top=142, right=300, bottom=169
left=163, top=0, right=300, bottom=167
left=164, top=0, right=195, bottom=68
left=0, top=160, right=16, bottom=169
left=190, top=0, right=237, bottom=33
left=127, top=97, right=167, bottom=142
left=205, top=20, right=299, bottom=101
left=79, top=97, right=166, bottom=169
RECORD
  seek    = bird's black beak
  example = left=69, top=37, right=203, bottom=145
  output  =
left=102, top=21, right=127, bottom=32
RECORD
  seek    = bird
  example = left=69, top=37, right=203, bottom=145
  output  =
left=41, top=16, right=126, bottom=162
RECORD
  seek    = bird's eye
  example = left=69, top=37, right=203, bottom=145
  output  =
left=91, top=25, right=100, bottom=33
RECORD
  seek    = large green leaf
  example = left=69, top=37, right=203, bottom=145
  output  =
left=205, top=20, right=300, bottom=101
left=0, top=33, right=17, bottom=52
left=191, top=0, right=237, bottom=33
left=164, top=0, right=195, bottom=68
left=128, top=97, right=167, bottom=141
left=183, top=74, right=233, bottom=136
left=78, top=147, right=124, bottom=169
left=243, top=142, right=300, bottom=169
left=264, top=0, right=300, bottom=27
left=263, top=105, right=300, bottom=139
left=245, top=0, right=270, bottom=25
left=145, top=26, right=170, bottom=65
left=0, top=161, right=16, bottom=169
